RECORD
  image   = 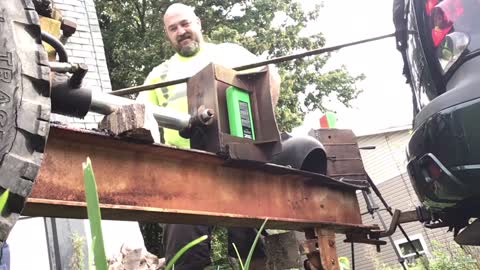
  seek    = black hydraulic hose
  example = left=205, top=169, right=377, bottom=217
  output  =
left=111, top=32, right=397, bottom=96
left=41, top=31, right=68, bottom=62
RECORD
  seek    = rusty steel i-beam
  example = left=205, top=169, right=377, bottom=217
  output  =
left=23, top=126, right=372, bottom=233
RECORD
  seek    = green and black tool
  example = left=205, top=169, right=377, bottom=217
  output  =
left=226, top=86, right=255, bottom=140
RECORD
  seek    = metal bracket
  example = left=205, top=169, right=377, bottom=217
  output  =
left=343, top=207, right=432, bottom=252
left=301, top=228, right=340, bottom=270
left=187, top=63, right=282, bottom=162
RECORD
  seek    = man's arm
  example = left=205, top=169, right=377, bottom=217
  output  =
left=136, top=70, right=160, bottom=105
left=136, top=62, right=171, bottom=105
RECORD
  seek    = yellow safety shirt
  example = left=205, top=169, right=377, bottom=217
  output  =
left=137, top=43, right=259, bottom=148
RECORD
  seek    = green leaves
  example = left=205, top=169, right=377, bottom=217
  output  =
left=96, top=0, right=364, bottom=132
left=339, top=256, right=350, bottom=270
left=232, top=219, right=268, bottom=270
left=83, top=157, right=108, bottom=270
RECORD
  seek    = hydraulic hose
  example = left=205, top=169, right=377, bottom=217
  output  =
left=41, top=31, right=68, bottom=62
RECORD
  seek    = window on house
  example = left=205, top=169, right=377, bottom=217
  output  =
left=394, top=233, right=429, bottom=265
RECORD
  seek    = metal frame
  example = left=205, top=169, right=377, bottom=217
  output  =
left=187, top=63, right=282, bottom=162
left=21, top=126, right=383, bottom=270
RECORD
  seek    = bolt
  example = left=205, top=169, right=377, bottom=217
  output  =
left=68, top=63, right=88, bottom=88
left=61, top=19, right=77, bottom=37
left=199, top=108, right=214, bottom=124
left=328, top=240, right=335, bottom=247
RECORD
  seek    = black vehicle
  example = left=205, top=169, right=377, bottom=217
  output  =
left=394, top=0, right=480, bottom=242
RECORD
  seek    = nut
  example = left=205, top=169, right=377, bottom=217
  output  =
left=61, top=18, right=77, bottom=37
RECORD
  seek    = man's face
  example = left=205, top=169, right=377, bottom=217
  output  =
left=164, top=12, right=203, bottom=57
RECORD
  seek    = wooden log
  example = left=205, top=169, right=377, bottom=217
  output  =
left=265, top=231, right=303, bottom=269
left=98, top=103, right=160, bottom=143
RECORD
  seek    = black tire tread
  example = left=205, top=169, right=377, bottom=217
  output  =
left=0, top=0, right=51, bottom=242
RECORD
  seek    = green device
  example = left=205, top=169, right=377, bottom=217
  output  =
left=226, top=86, right=255, bottom=140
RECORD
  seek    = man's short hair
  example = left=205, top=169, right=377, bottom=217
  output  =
left=163, top=3, right=198, bottom=21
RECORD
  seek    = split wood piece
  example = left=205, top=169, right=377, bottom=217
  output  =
left=98, top=103, right=161, bottom=144
left=265, top=231, right=304, bottom=269
left=108, top=243, right=165, bottom=270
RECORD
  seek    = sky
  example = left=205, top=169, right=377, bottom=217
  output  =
left=293, top=0, right=413, bottom=136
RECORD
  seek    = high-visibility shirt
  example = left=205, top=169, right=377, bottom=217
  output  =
left=137, top=42, right=260, bottom=148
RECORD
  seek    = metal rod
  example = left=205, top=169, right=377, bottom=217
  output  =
left=49, top=62, right=76, bottom=73
left=351, top=242, right=355, bottom=270
left=111, top=32, right=396, bottom=97
left=110, top=78, right=188, bottom=97
left=366, top=176, right=421, bottom=258
left=366, top=192, right=407, bottom=270
left=234, top=32, right=396, bottom=71
left=43, top=218, right=55, bottom=270
left=90, top=91, right=191, bottom=130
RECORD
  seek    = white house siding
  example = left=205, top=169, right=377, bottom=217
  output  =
left=357, top=130, right=412, bottom=185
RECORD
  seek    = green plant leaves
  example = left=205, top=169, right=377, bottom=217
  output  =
left=232, top=219, right=268, bottom=270
left=83, top=157, right=108, bottom=270
left=166, top=235, right=209, bottom=270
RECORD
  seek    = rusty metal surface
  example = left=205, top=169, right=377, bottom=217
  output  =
left=187, top=64, right=282, bottom=162
left=303, top=229, right=322, bottom=270
left=398, top=209, right=421, bottom=224
left=22, top=126, right=376, bottom=231
left=344, top=232, right=387, bottom=246
left=309, top=129, right=369, bottom=186
left=316, top=228, right=339, bottom=270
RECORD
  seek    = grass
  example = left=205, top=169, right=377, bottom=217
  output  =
left=83, top=157, right=107, bottom=270
left=231, top=219, right=268, bottom=270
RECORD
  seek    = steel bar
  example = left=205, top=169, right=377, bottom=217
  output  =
left=111, top=33, right=396, bottom=97
left=23, top=126, right=375, bottom=232
left=234, top=33, right=396, bottom=71
left=49, top=62, right=76, bottom=73
left=110, top=77, right=188, bottom=97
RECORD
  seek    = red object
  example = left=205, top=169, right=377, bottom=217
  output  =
left=426, top=0, right=439, bottom=15
left=320, top=115, right=329, bottom=128
left=429, top=0, right=465, bottom=47
left=432, top=25, right=453, bottom=47
left=428, top=162, right=443, bottom=179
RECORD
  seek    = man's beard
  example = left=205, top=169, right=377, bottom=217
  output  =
left=176, top=34, right=200, bottom=57
left=178, top=41, right=200, bottom=57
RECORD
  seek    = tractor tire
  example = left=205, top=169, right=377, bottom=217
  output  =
left=0, top=0, right=51, bottom=242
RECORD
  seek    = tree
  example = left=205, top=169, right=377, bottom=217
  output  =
left=95, top=0, right=364, bottom=132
